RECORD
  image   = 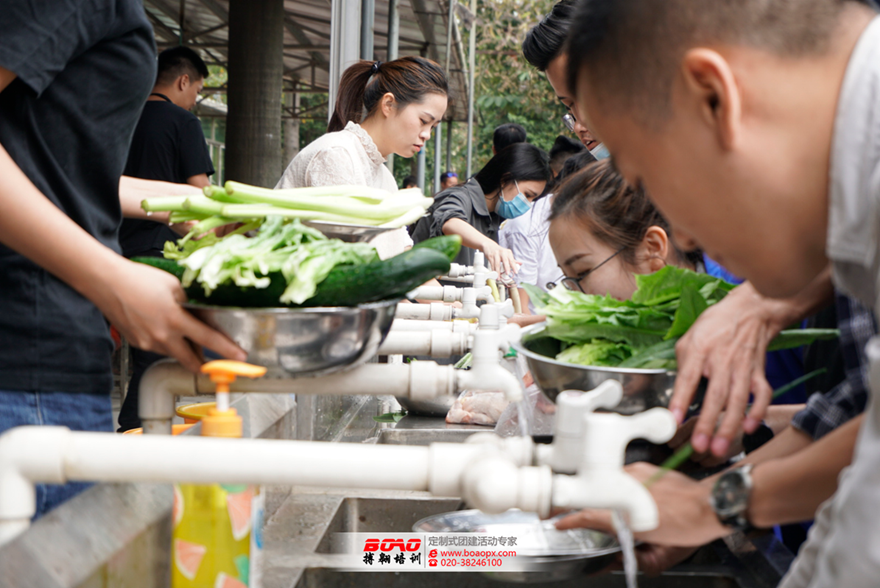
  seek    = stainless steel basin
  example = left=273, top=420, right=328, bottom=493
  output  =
left=290, top=497, right=778, bottom=588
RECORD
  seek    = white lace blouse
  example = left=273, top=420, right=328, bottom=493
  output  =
left=275, top=121, right=412, bottom=259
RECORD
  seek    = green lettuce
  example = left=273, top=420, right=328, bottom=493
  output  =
left=166, top=216, right=379, bottom=304
left=524, top=266, right=837, bottom=370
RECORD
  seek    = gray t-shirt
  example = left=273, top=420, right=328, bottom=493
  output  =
left=780, top=15, right=880, bottom=588
left=411, top=178, right=502, bottom=267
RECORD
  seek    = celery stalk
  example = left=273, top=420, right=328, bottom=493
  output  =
left=220, top=204, right=386, bottom=225
left=223, top=181, right=429, bottom=221
left=141, top=196, right=190, bottom=212
left=183, top=196, right=226, bottom=217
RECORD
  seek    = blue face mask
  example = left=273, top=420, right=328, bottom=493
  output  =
left=590, top=142, right=611, bottom=160
left=496, top=180, right=531, bottom=219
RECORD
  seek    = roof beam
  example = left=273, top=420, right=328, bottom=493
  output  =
left=283, top=16, right=329, bottom=71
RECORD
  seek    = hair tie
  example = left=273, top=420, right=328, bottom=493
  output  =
left=371, top=61, right=382, bottom=74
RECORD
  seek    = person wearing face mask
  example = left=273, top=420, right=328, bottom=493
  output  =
left=277, top=57, right=448, bottom=259
left=411, top=142, right=551, bottom=275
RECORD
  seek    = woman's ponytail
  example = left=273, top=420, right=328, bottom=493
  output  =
left=327, top=56, right=448, bottom=133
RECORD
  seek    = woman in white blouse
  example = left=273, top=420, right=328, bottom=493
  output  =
left=277, top=56, right=448, bottom=258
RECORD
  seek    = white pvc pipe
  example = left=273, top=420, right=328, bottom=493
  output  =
left=0, top=427, right=544, bottom=545
left=394, top=303, right=454, bottom=321
left=391, top=319, right=477, bottom=334
left=378, top=330, right=470, bottom=357
left=139, top=360, right=457, bottom=434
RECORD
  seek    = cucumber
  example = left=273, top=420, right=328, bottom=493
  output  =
left=412, top=235, right=462, bottom=262
left=132, top=256, right=185, bottom=280
left=185, top=247, right=451, bottom=307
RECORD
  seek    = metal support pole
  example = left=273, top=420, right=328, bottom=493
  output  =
left=446, top=120, right=453, bottom=170
left=417, top=147, right=426, bottom=193
left=330, top=0, right=362, bottom=121
left=466, top=0, right=477, bottom=177
left=433, top=123, right=443, bottom=194
left=386, top=0, right=400, bottom=172
left=445, top=0, right=455, bottom=72
left=361, top=0, right=376, bottom=60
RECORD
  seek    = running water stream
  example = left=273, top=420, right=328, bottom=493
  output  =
left=612, top=510, right=638, bottom=588
left=515, top=400, right=530, bottom=437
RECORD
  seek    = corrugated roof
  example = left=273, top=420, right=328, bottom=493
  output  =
left=145, top=0, right=470, bottom=121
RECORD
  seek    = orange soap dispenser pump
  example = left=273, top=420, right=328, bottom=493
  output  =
left=172, top=360, right=267, bottom=588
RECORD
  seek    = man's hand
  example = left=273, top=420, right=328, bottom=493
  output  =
left=90, top=258, right=245, bottom=372
left=669, top=415, right=744, bottom=467
left=669, top=283, right=784, bottom=456
left=554, top=463, right=729, bottom=547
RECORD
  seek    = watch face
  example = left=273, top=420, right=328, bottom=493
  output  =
left=713, top=468, right=750, bottom=518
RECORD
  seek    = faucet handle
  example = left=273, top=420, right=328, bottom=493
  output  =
left=555, top=381, right=623, bottom=436
left=581, top=407, right=677, bottom=469
left=497, top=298, right=515, bottom=318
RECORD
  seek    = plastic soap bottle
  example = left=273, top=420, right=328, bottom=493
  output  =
left=172, top=360, right=267, bottom=588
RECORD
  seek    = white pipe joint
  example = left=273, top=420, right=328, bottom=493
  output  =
left=461, top=457, right=552, bottom=517
left=445, top=263, right=474, bottom=278
left=407, top=361, right=457, bottom=401
left=139, top=359, right=198, bottom=435
left=409, top=286, right=463, bottom=303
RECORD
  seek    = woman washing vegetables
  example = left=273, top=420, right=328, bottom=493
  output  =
left=548, top=159, right=702, bottom=298
left=411, top=143, right=551, bottom=274
left=277, top=57, right=448, bottom=259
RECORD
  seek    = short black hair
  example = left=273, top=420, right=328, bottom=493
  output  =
left=157, top=47, right=209, bottom=87
left=440, top=171, right=458, bottom=182
left=493, top=123, right=528, bottom=153
left=522, top=0, right=577, bottom=71
left=567, top=0, right=853, bottom=125
left=549, top=134, right=586, bottom=175
left=402, top=175, right=418, bottom=189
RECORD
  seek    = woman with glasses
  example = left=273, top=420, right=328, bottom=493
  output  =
left=411, top=142, right=551, bottom=275
left=548, top=159, right=703, bottom=299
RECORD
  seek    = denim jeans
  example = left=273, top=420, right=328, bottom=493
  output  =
left=0, top=390, right=113, bottom=518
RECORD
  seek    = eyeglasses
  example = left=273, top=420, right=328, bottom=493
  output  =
left=563, top=113, right=576, bottom=132
left=558, top=248, right=625, bottom=293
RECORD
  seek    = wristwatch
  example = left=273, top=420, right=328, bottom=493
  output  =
left=709, top=464, right=754, bottom=531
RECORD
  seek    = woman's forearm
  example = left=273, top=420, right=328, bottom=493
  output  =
left=442, top=218, right=491, bottom=250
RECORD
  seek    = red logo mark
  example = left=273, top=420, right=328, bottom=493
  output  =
left=363, top=538, right=422, bottom=552
left=429, top=549, right=438, bottom=558
left=429, top=559, right=438, bottom=567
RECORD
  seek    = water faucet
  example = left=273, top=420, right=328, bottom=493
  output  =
left=455, top=305, right=523, bottom=402
left=537, top=381, right=677, bottom=532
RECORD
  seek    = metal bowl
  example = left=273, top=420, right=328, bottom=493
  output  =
left=303, top=221, right=396, bottom=243
left=413, top=509, right=620, bottom=583
left=395, top=395, right=456, bottom=417
left=513, top=323, right=705, bottom=414
left=185, top=299, right=398, bottom=378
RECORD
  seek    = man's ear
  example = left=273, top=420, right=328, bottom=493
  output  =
left=379, top=92, right=396, bottom=118
left=681, top=49, right=742, bottom=151
left=177, top=74, right=190, bottom=92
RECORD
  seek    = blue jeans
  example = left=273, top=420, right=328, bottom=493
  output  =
left=0, top=391, right=113, bottom=518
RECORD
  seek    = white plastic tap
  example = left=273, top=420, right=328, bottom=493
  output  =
left=539, top=381, right=623, bottom=474
left=536, top=380, right=677, bottom=532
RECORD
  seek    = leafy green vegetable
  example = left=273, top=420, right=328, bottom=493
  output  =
left=166, top=216, right=379, bottom=304
left=373, top=410, right=407, bottom=423
left=524, top=266, right=838, bottom=370
left=557, top=340, right=633, bottom=367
